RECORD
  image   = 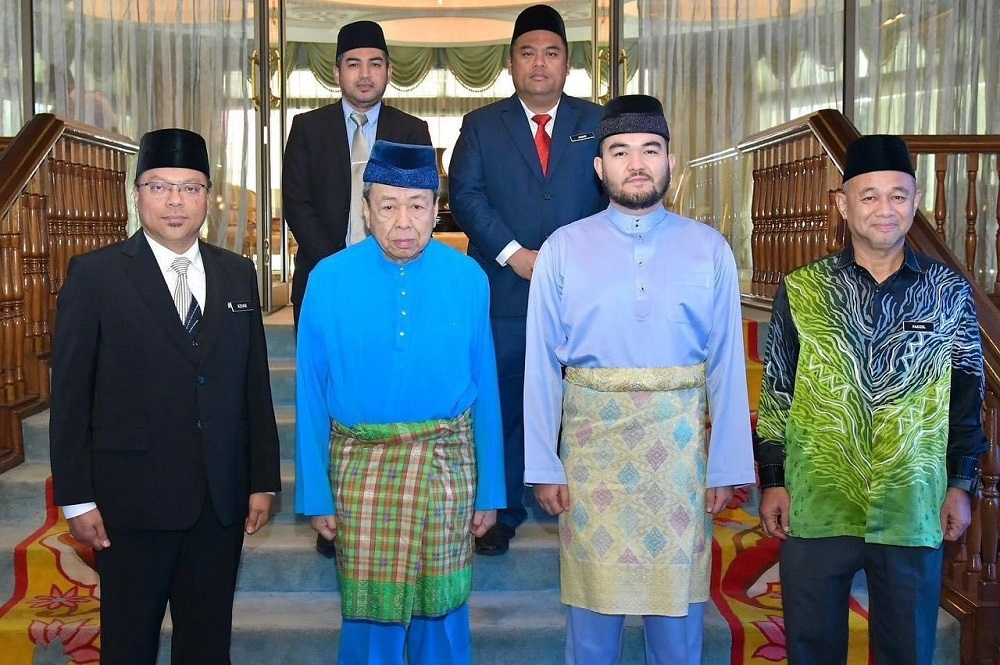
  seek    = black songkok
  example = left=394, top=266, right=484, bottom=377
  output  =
left=336, top=21, right=388, bottom=58
left=511, top=5, right=567, bottom=47
left=597, top=95, right=670, bottom=146
left=842, top=134, right=915, bottom=182
left=136, top=128, right=210, bottom=180
left=363, top=141, right=439, bottom=192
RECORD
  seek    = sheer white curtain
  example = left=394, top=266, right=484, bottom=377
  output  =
left=636, top=1, right=843, bottom=168
left=32, top=0, right=255, bottom=253
left=855, top=0, right=1000, bottom=286
left=637, top=1, right=842, bottom=277
left=0, top=1, right=24, bottom=134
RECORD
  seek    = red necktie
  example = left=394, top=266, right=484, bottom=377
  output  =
left=532, top=114, right=552, bottom=175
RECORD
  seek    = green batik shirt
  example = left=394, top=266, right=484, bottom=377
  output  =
left=755, top=245, right=986, bottom=547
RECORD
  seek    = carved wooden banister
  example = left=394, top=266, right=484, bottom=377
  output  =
left=0, top=114, right=137, bottom=474
left=681, top=109, right=1000, bottom=665
left=893, top=135, right=1000, bottom=289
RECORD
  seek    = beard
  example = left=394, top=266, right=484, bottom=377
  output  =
left=604, top=169, right=671, bottom=211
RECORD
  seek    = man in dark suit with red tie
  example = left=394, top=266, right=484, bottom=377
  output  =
left=450, top=5, right=608, bottom=555
left=49, top=128, right=281, bottom=664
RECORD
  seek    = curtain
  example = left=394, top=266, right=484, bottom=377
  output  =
left=637, top=1, right=843, bottom=169
left=31, top=0, right=255, bottom=254
left=0, top=1, right=24, bottom=134
left=855, top=0, right=1000, bottom=287
left=637, top=1, right=843, bottom=278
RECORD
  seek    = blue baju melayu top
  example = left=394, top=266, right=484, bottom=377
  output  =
left=295, top=237, right=505, bottom=516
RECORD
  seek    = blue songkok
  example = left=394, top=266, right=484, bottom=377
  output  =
left=363, top=141, right=439, bottom=191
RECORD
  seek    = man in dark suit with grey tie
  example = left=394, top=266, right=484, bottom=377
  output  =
left=450, top=5, right=608, bottom=555
left=49, top=128, right=281, bottom=664
left=282, top=20, right=431, bottom=328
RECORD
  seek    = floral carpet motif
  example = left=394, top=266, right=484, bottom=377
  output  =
left=710, top=503, right=873, bottom=664
left=0, top=479, right=101, bottom=664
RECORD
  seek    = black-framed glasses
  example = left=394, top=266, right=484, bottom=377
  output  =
left=138, top=181, right=209, bottom=198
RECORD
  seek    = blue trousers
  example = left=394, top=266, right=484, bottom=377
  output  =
left=491, top=315, right=528, bottom=530
left=565, top=604, right=705, bottom=665
left=338, top=604, right=470, bottom=665
left=780, top=536, right=944, bottom=665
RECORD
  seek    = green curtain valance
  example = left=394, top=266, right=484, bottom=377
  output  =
left=287, top=41, right=641, bottom=93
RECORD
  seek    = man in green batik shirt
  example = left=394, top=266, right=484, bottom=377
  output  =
left=755, top=134, right=987, bottom=665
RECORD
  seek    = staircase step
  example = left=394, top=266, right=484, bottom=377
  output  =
left=153, top=590, right=659, bottom=665
left=0, top=462, right=49, bottom=526
left=236, top=520, right=560, bottom=594
left=268, top=359, right=296, bottom=407
left=263, top=313, right=296, bottom=361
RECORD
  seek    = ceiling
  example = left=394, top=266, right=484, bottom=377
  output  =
left=284, top=0, right=596, bottom=45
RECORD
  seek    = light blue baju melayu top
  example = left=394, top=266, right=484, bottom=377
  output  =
left=523, top=205, right=755, bottom=489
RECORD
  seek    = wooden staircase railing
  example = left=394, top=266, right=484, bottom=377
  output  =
left=0, top=114, right=138, bottom=474
left=683, top=109, right=1000, bottom=665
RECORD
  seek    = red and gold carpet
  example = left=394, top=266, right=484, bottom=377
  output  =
left=0, top=479, right=101, bottom=663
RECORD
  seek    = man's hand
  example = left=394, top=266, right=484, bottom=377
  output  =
left=706, top=486, right=735, bottom=514
left=245, top=492, right=274, bottom=535
left=759, top=487, right=791, bottom=540
left=310, top=515, right=337, bottom=543
left=507, top=248, right=538, bottom=281
left=940, top=487, right=973, bottom=542
left=534, top=483, right=571, bottom=516
left=470, top=510, right=497, bottom=537
left=67, top=508, right=111, bottom=550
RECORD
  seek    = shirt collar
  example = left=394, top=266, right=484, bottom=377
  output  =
left=604, top=204, right=669, bottom=235
left=833, top=243, right=924, bottom=275
left=518, top=98, right=559, bottom=128
left=145, top=232, right=203, bottom=275
left=342, top=100, right=382, bottom=127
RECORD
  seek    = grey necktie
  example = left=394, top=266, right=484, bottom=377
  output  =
left=171, top=257, right=193, bottom=321
left=348, top=112, right=370, bottom=246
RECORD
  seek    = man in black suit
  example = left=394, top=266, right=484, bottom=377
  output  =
left=49, top=128, right=281, bottom=665
left=282, top=20, right=431, bottom=327
left=282, top=19, right=430, bottom=558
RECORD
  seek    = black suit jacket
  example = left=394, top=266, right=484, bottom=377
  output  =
left=49, top=232, right=281, bottom=530
left=282, top=101, right=431, bottom=306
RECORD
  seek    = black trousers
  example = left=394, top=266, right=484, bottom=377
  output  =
left=780, top=535, right=944, bottom=665
left=95, top=500, right=245, bottom=664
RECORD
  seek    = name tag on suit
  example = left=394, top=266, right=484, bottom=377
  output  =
left=570, top=133, right=595, bottom=142
left=227, top=300, right=254, bottom=312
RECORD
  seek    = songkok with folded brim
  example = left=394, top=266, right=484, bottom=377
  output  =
left=511, top=5, right=567, bottom=47
left=363, top=141, right=439, bottom=191
left=337, top=20, right=389, bottom=58
left=597, top=94, right=670, bottom=145
left=136, top=128, right=210, bottom=180
left=842, top=134, right=915, bottom=182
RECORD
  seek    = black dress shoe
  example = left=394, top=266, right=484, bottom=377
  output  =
left=475, top=524, right=515, bottom=556
left=316, top=534, right=336, bottom=558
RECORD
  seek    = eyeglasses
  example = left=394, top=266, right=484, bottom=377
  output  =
left=138, top=181, right=209, bottom=198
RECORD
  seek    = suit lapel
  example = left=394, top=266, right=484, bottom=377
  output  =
left=322, top=102, right=351, bottom=186
left=547, top=94, right=580, bottom=176
left=122, top=232, right=198, bottom=362
left=499, top=95, right=546, bottom=183
left=195, top=242, right=226, bottom=358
